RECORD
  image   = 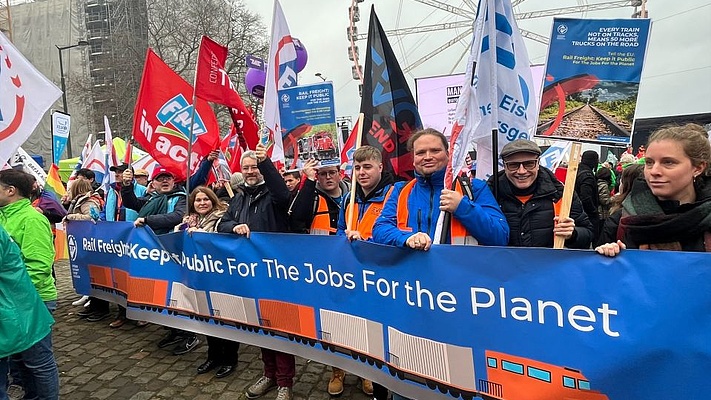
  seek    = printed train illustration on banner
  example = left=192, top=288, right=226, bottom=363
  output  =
left=87, top=264, right=608, bottom=400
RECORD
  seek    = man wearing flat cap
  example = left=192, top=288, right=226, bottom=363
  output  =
left=487, top=139, right=594, bottom=248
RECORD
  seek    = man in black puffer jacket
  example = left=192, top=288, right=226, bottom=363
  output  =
left=488, top=140, right=594, bottom=248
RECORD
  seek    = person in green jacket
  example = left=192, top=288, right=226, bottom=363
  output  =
left=0, top=169, right=57, bottom=307
left=0, top=224, right=58, bottom=400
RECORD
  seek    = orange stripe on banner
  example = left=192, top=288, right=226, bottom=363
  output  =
left=54, top=228, right=68, bottom=261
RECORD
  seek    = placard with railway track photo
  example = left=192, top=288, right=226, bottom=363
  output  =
left=536, top=18, right=651, bottom=145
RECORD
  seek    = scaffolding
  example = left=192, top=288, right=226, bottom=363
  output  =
left=82, top=0, right=148, bottom=140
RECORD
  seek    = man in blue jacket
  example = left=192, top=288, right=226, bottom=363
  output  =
left=373, top=128, right=509, bottom=250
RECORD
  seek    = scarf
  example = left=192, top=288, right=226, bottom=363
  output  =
left=619, top=178, right=711, bottom=251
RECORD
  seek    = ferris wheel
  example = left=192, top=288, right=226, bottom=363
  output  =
left=347, top=0, right=647, bottom=83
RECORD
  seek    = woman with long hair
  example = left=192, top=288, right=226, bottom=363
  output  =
left=174, top=186, right=238, bottom=378
left=177, top=186, right=227, bottom=233
left=596, top=124, right=711, bottom=255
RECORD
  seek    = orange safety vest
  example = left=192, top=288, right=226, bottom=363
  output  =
left=344, top=187, right=394, bottom=240
left=395, top=178, right=478, bottom=245
left=310, top=195, right=337, bottom=235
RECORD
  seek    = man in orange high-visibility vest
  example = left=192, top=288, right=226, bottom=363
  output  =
left=373, top=128, right=509, bottom=250
left=331, top=145, right=394, bottom=398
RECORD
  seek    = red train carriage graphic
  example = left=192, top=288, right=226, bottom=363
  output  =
left=257, top=299, right=318, bottom=341
left=209, top=292, right=260, bottom=327
left=126, top=276, right=168, bottom=310
left=88, top=264, right=113, bottom=290
left=319, top=309, right=385, bottom=365
left=483, top=350, right=609, bottom=400
left=112, top=268, right=130, bottom=295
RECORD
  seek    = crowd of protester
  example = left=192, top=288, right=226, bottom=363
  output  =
left=1, top=123, right=709, bottom=400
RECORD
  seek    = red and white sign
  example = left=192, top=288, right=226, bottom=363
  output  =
left=0, top=31, right=62, bottom=165
left=132, top=49, right=220, bottom=181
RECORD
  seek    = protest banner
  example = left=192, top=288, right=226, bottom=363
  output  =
left=537, top=18, right=651, bottom=145
left=67, top=221, right=711, bottom=400
left=278, top=82, right=339, bottom=169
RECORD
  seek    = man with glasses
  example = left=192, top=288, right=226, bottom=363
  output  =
left=290, top=160, right=350, bottom=235
left=217, top=143, right=295, bottom=400
left=488, top=139, right=593, bottom=248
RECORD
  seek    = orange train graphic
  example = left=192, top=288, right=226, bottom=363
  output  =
left=85, top=265, right=609, bottom=400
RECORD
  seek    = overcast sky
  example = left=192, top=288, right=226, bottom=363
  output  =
left=242, top=0, right=711, bottom=125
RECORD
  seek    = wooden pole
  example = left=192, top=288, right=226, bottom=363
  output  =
left=553, top=142, right=581, bottom=249
left=346, top=113, right=365, bottom=232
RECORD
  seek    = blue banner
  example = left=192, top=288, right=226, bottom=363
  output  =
left=66, top=221, right=711, bottom=400
left=537, top=18, right=651, bottom=145
left=277, top=82, right=339, bottom=169
left=51, top=111, right=70, bottom=164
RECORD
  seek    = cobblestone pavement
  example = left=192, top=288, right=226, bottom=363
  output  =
left=52, top=261, right=373, bottom=400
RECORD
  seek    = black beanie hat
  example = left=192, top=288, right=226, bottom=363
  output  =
left=581, top=150, right=599, bottom=168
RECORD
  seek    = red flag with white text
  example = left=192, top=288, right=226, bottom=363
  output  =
left=132, top=48, right=220, bottom=181
left=195, top=35, right=259, bottom=150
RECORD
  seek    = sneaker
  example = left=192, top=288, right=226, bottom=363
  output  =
left=245, top=376, right=277, bottom=399
left=172, top=336, right=200, bottom=355
left=328, top=368, right=345, bottom=396
left=361, top=378, right=374, bottom=395
left=157, top=331, right=182, bottom=348
left=86, top=311, right=110, bottom=322
left=275, top=386, right=293, bottom=400
left=7, top=384, right=25, bottom=400
left=71, top=295, right=89, bottom=306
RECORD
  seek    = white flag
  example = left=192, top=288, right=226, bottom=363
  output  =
left=0, top=31, right=62, bottom=165
left=263, top=0, right=298, bottom=165
left=450, top=0, right=538, bottom=182
left=81, top=141, right=106, bottom=183
left=102, top=115, right=119, bottom=192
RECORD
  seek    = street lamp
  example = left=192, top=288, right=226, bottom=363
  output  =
left=315, top=72, right=327, bottom=82
left=56, top=40, right=89, bottom=158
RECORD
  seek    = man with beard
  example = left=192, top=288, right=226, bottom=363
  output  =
left=487, top=139, right=593, bottom=248
left=217, top=143, right=295, bottom=400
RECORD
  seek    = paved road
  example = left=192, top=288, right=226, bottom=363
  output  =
left=52, top=261, right=373, bottom=400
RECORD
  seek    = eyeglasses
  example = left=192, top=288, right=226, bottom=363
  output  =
left=504, top=159, right=539, bottom=172
left=317, top=170, right=338, bottom=177
left=154, top=175, right=174, bottom=182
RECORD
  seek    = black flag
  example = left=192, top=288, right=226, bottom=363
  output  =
left=359, top=6, right=422, bottom=181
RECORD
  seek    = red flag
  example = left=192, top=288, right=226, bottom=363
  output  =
left=220, top=124, right=246, bottom=173
left=339, top=120, right=359, bottom=177
left=132, top=49, right=220, bottom=181
left=124, top=140, right=133, bottom=165
left=195, top=35, right=259, bottom=149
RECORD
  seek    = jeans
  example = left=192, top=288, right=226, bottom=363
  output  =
left=392, top=395, right=410, bottom=400
left=7, top=301, right=57, bottom=391
left=0, top=332, right=58, bottom=400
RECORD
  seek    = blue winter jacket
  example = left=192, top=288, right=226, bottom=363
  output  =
left=104, top=182, right=147, bottom=222
left=372, top=168, right=509, bottom=247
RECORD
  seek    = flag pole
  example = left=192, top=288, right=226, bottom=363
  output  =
left=487, top=0, right=500, bottom=200
left=186, top=39, right=203, bottom=197
left=345, top=113, right=365, bottom=232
